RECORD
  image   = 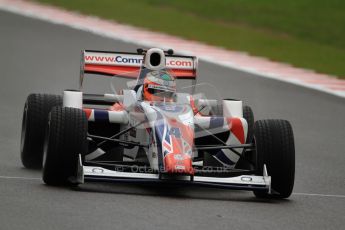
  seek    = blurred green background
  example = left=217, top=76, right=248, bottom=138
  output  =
left=35, top=0, right=345, bottom=78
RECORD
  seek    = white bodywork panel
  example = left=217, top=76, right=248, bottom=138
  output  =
left=223, top=100, right=243, bottom=118
left=63, top=90, right=83, bottom=108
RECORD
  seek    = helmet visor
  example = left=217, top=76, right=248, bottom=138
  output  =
left=147, top=86, right=175, bottom=99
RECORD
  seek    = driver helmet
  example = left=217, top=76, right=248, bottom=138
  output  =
left=143, top=70, right=176, bottom=101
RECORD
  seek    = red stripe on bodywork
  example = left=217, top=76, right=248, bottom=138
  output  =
left=189, top=96, right=199, bottom=115
left=85, top=64, right=139, bottom=77
left=169, top=69, right=196, bottom=78
left=83, top=108, right=92, bottom=119
left=228, top=117, right=245, bottom=144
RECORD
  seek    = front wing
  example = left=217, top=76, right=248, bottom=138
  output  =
left=76, top=156, right=271, bottom=193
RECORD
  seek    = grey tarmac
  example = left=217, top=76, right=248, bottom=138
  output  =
left=0, top=11, right=344, bottom=230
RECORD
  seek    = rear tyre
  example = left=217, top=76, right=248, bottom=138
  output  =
left=234, top=105, right=255, bottom=169
left=42, top=107, right=88, bottom=186
left=203, top=152, right=223, bottom=167
left=242, top=105, right=254, bottom=143
left=20, top=94, right=62, bottom=169
left=87, top=122, right=123, bottom=161
left=200, top=131, right=229, bottom=167
left=107, top=147, right=124, bottom=161
left=253, top=120, right=295, bottom=199
left=86, top=146, right=124, bottom=162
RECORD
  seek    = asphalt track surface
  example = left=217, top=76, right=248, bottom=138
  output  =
left=0, top=11, right=344, bottom=230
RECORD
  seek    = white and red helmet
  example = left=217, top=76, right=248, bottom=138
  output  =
left=143, top=70, right=176, bottom=101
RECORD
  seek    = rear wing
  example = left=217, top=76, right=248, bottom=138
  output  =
left=80, top=50, right=198, bottom=87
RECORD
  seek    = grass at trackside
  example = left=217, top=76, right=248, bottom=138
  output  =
left=35, top=0, right=345, bottom=78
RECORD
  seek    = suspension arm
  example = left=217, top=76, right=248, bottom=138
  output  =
left=88, top=134, right=149, bottom=148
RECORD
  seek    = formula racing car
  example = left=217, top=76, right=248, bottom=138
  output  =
left=20, top=48, right=295, bottom=199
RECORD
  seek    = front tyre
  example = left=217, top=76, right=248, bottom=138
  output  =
left=20, top=94, right=62, bottom=169
left=42, top=107, right=87, bottom=186
left=253, top=119, right=295, bottom=199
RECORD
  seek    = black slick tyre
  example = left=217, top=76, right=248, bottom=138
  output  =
left=20, top=94, right=62, bottom=169
left=242, top=105, right=254, bottom=143
left=253, top=119, right=295, bottom=199
left=42, top=107, right=87, bottom=186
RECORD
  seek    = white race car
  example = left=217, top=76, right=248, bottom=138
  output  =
left=20, top=48, right=295, bottom=199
